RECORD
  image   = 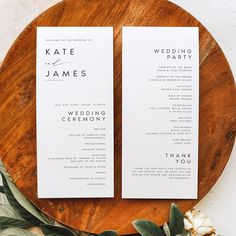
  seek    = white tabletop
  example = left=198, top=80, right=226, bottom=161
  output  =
left=0, top=0, right=235, bottom=235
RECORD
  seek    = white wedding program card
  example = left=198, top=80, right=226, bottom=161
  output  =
left=122, top=27, right=199, bottom=199
left=36, top=27, right=113, bottom=198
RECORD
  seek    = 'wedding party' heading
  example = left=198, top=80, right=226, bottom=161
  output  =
left=154, top=48, right=193, bottom=60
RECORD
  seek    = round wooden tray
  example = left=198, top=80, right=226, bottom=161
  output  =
left=0, top=0, right=236, bottom=234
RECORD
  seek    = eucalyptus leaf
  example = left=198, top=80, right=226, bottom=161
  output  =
left=0, top=193, right=9, bottom=205
left=169, top=203, right=184, bottom=236
left=0, top=172, right=50, bottom=225
left=40, top=224, right=78, bottom=236
left=99, top=230, right=117, bottom=236
left=0, top=186, right=4, bottom=193
left=0, top=216, right=32, bottom=230
left=132, top=219, right=164, bottom=236
left=0, top=227, right=36, bottom=236
left=0, top=204, right=33, bottom=229
left=163, top=223, right=171, bottom=236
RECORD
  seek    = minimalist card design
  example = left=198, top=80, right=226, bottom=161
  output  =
left=122, top=27, right=199, bottom=199
left=36, top=27, right=114, bottom=198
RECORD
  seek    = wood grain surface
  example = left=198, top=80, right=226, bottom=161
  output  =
left=0, top=0, right=236, bottom=234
